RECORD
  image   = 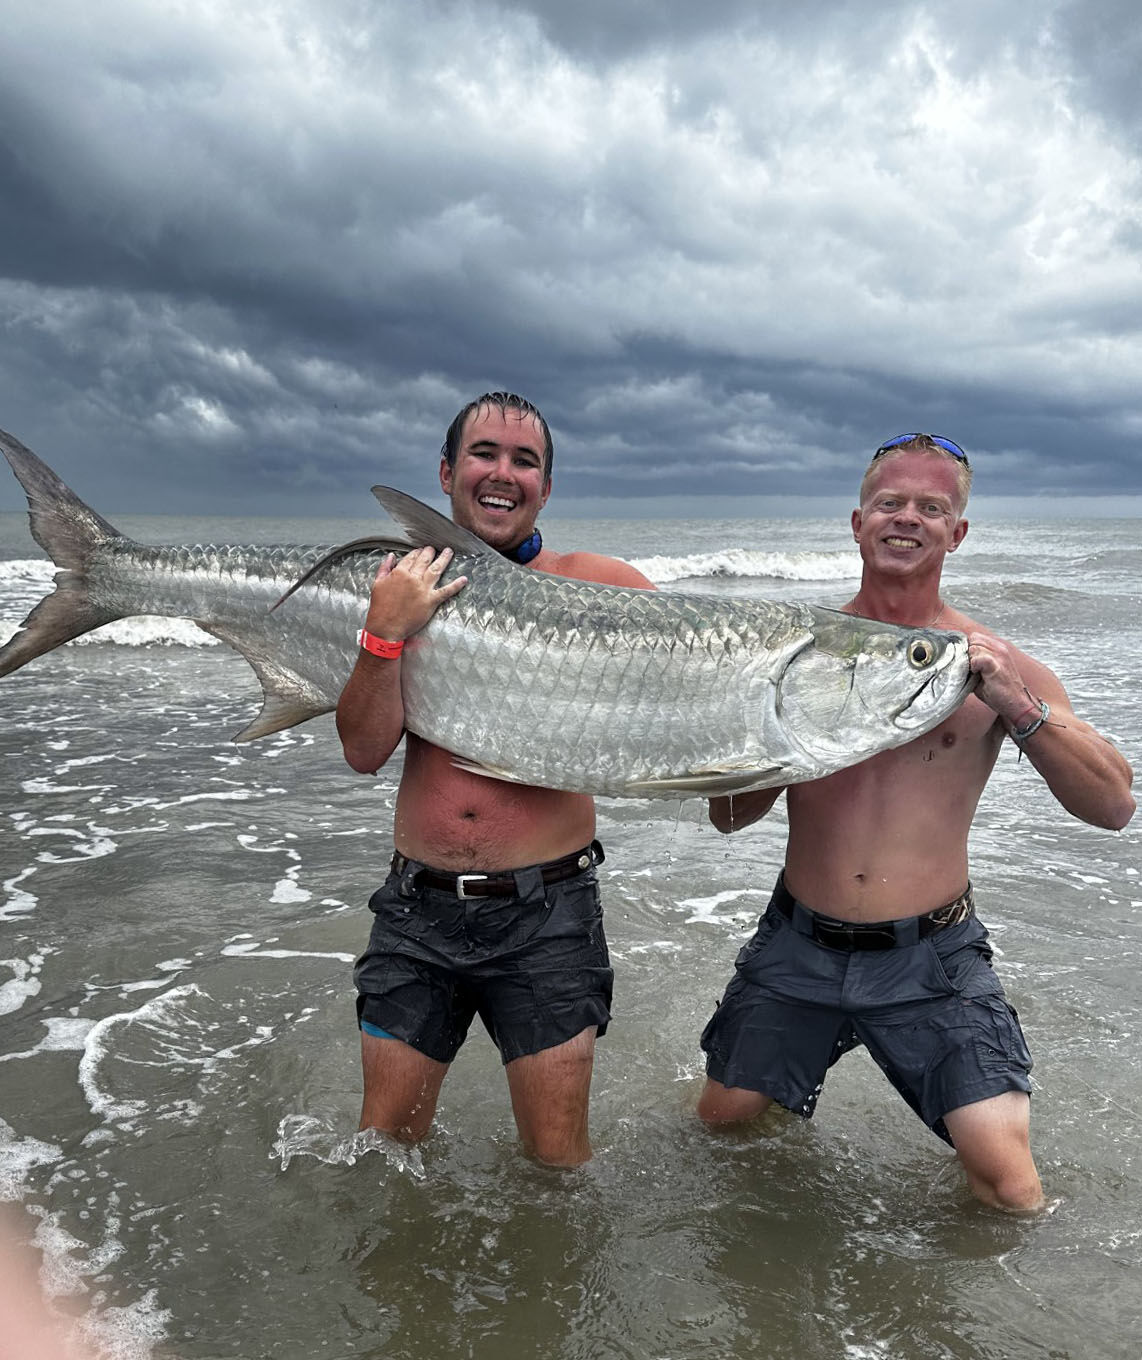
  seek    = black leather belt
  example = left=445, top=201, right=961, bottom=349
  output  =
left=390, top=841, right=603, bottom=900
left=773, top=877, right=974, bottom=951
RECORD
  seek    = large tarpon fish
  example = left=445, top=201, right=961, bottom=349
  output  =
left=0, top=429, right=975, bottom=798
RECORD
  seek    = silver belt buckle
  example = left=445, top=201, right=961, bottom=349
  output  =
left=455, top=873, right=489, bottom=900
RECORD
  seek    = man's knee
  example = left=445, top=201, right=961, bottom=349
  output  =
left=944, top=1090, right=1044, bottom=1212
left=966, top=1165, right=1045, bottom=1213
left=697, top=1079, right=771, bottom=1126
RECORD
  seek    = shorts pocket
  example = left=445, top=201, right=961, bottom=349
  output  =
left=538, top=876, right=606, bottom=952
left=927, top=920, right=1002, bottom=1000
left=734, top=909, right=783, bottom=976
left=971, top=996, right=1033, bottom=1077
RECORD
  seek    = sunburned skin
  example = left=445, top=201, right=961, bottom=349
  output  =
left=393, top=733, right=597, bottom=869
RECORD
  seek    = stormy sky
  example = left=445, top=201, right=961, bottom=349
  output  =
left=2, top=0, right=1141, bottom=518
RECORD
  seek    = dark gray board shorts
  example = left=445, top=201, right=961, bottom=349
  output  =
left=355, top=854, right=612, bottom=1065
left=701, top=878, right=1033, bottom=1144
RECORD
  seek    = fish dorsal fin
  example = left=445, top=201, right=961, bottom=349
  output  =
left=371, top=486, right=495, bottom=558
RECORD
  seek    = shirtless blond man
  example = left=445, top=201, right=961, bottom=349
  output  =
left=337, top=392, right=653, bottom=1166
left=698, top=433, right=1134, bottom=1211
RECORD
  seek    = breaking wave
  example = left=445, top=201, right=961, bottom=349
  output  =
left=0, top=558, right=217, bottom=648
left=632, top=547, right=859, bottom=585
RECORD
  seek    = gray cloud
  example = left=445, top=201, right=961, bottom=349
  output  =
left=1, top=0, right=1140, bottom=515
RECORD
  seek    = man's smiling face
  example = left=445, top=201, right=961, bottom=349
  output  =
left=851, top=449, right=968, bottom=578
left=440, top=403, right=552, bottom=551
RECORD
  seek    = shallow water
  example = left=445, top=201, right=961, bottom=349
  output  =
left=2, top=512, right=1141, bottom=1358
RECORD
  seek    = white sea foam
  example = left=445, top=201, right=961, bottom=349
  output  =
left=77, top=986, right=204, bottom=1126
left=270, top=876, right=313, bottom=903
left=632, top=546, right=860, bottom=585
left=153, top=789, right=256, bottom=807
left=0, top=1016, right=96, bottom=1063
left=78, top=1289, right=171, bottom=1360
left=24, top=1206, right=171, bottom=1360
left=220, top=942, right=355, bottom=962
left=0, top=614, right=215, bottom=649
left=2, top=867, right=38, bottom=921
left=0, top=557, right=52, bottom=584
left=21, top=777, right=118, bottom=796
left=78, top=984, right=283, bottom=1129
left=24, top=822, right=118, bottom=863
left=0, top=1117, right=62, bottom=1198
left=0, top=951, right=47, bottom=1017
left=678, top=887, right=769, bottom=925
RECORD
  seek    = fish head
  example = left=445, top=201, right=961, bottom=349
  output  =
left=772, top=608, right=977, bottom=777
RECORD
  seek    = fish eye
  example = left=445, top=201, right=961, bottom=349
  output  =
left=908, top=638, right=936, bottom=668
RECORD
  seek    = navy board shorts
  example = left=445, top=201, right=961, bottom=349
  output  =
left=354, top=843, right=612, bottom=1065
left=700, top=875, right=1033, bottom=1145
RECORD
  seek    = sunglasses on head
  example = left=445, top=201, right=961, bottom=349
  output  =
left=873, top=433, right=969, bottom=466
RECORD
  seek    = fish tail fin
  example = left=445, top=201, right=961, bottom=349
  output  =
left=0, top=428, right=125, bottom=675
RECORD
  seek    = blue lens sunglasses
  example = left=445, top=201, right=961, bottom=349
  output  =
left=873, top=433, right=969, bottom=466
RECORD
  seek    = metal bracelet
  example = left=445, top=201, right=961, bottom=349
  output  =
left=1012, top=698, right=1050, bottom=744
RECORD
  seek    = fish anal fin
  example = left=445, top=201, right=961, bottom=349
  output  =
left=197, top=623, right=334, bottom=741
left=233, top=694, right=331, bottom=743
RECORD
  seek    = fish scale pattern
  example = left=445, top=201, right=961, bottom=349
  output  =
left=68, top=536, right=969, bottom=797
left=400, top=557, right=807, bottom=794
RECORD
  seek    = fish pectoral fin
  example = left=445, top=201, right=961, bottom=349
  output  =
left=449, top=756, right=529, bottom=784
left=620, top=767, right=788, bottom=797
left=271, top=535, right=412, bottom=611
left=197, top=623, right=334, bottom=741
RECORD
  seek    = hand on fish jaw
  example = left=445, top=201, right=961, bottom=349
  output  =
left=773, top=624, right=974, bottom=767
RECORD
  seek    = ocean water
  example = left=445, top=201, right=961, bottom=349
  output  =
left=1, top=506, right=1141, bottom=1360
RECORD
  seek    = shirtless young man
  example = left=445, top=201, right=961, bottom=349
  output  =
left=336, top=392, right=653, bottom=1166
left=698, top=434, right=1135, bottom=1210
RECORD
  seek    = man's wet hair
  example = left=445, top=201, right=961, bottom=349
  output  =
left=860, top=434, right=973, bottom=511
left=441, top=392, right=554, bottom=481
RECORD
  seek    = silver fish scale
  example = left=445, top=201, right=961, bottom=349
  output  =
left=400, top=556, right=811, bottom=793
left=91, top=541, right=368, bottom=701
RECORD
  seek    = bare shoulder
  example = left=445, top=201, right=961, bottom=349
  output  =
left=537, top=549, right=656, bottom=589
left=945, top=605, right=1070, bottom=707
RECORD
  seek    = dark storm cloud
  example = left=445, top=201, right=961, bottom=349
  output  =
left=1, top=0, right=1140, bottom=516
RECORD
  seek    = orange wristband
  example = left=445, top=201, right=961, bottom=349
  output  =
left=357, top=628, right=404, bottom=659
